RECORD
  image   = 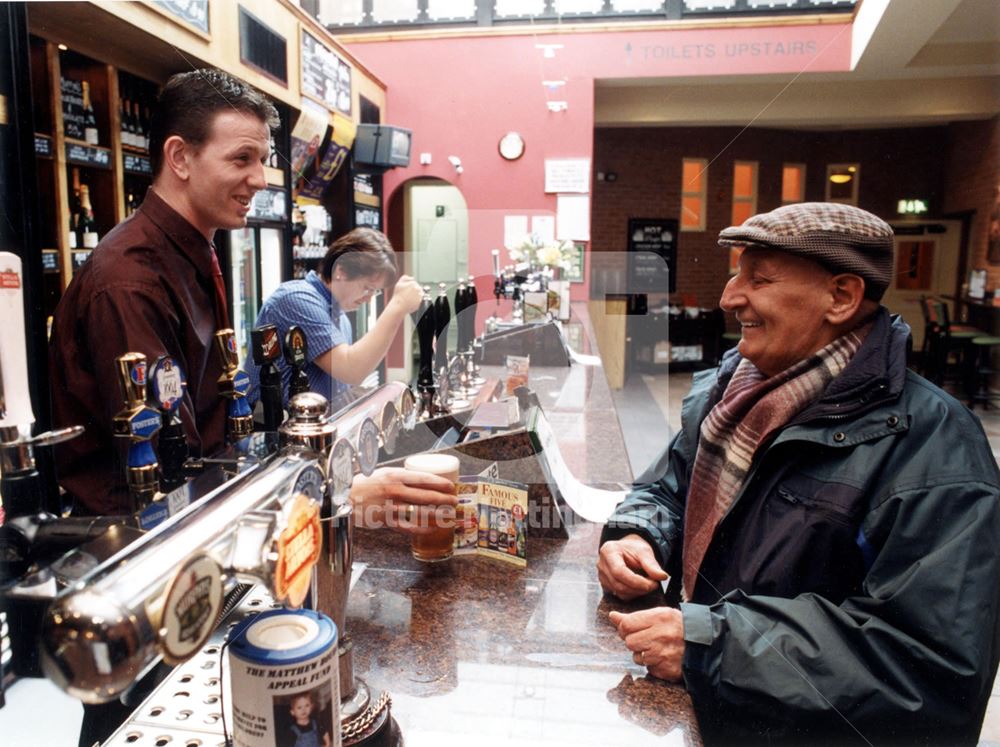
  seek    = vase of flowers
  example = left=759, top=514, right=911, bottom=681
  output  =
left=508, top=234, right=576, bottom=275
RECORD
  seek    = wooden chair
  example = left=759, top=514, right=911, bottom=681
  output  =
left=921, top=297, right=985, bottom=387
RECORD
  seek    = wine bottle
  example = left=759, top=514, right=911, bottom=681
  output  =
left=69, top=168, right=82, bottom=249
left=82, top=81, right=98, bottom=146
left=143, top=104, right=151, bottom=151
left=123, top=93, right=136, bottom=148
left=133, top=101, right=146, bottom=152
left=78, top=184, right=99, bottom=248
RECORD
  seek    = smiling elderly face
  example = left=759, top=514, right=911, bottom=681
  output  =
left=719, top=246, right=842, bottom=376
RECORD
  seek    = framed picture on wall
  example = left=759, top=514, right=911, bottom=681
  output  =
left=565, top=242, right=585, bottom=283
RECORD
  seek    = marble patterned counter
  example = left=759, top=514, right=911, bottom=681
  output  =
left=348, top=523, right=701, bottom=747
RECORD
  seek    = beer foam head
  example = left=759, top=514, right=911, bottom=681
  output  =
left=404, top=453, right=460, bottom=478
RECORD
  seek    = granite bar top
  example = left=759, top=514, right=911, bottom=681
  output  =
left=348, top=522, right=701, bottom=746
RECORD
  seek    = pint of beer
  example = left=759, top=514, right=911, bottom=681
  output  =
left=403, top=453, right=459, bottom=562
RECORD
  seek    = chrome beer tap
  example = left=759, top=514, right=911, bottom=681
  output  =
left=112, top=352, right=162, bottom=513
left=214, top=329, right=254, bottom=443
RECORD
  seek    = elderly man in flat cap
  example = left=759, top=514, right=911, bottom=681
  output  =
left=598, top=203, right=1000, bottom=745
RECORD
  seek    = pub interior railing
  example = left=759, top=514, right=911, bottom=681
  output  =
left=313, top=0, right=857, bottom=32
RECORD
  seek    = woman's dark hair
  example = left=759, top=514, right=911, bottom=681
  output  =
left=149, top=68, right=280, bottom=177
left=321, top=228, right=398, bottom=285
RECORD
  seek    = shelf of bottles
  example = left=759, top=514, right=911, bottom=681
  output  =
left=119, top=70, right=156, bottom=221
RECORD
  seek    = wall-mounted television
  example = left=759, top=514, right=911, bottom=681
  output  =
left=353, top=124, right=412, bottom=171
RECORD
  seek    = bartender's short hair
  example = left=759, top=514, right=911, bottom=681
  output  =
left=321, top=228, right=399, bottom=286
left=149, top=68, right=279, bottom=177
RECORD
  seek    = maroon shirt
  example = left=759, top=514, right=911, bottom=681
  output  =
left=49, top=189, right=227, bottom=514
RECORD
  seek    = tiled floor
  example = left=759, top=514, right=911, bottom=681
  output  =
left=612, top=368, right=1000, bottom=745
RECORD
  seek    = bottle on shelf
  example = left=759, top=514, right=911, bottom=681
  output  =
left=82, top=81, right=98, bottom=146
left=143, top=104, right=152, bottom=152
left=120, top=92, right=134, bottom=148
left=133, top=100, right=146, bottom=152
left=69, top=168, right=82, bottom=249
left=78, top=184, right=99, bottom=249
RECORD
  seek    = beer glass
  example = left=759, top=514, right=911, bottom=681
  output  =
left=403, top=453, right=459, bottom=561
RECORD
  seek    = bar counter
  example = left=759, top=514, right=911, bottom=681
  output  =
left=345, top=305, right=700, bottom=745
left=348, top=522, right=701, bottom=746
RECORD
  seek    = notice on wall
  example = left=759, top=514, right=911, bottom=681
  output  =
left=152, top=0, right=209, bottom=34
left=627, top=217, right=677, bottom=293
left=60, top=77, right=85, bottom=141
left=300, top=29, right=352, bottom=116
left=531, top=215, right=555, bottom=244
left=544, top=158, right=590, bottom=194
left=503, top=215, right=528, bottom=249
left=556, top=194, right=590, bottom=241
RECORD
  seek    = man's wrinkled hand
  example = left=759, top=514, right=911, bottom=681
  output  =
left=609, top=607, right=685, bottom=682
left=597, top=533, right=669, bottom=601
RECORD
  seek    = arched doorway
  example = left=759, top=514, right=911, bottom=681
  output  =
left=385, top=177, right=469, bottom=382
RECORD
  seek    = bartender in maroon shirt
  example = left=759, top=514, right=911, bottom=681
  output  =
left=49, top=68, right=278, bottom=516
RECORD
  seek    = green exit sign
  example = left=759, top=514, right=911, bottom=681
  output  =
left=898, top=199, right=929, bottom=215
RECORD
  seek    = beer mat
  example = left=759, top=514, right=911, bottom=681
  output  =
left=466, top=398, right=520, bottom=429
left=349, top=562, right=367, bottom=592
left=568, top=348, right=602, bottom=366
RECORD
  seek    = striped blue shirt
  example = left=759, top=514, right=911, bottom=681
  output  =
left=246, top=270, right=352, bottom=407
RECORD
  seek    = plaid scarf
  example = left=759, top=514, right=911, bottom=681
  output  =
left=681, top=325, right=870, bottom=600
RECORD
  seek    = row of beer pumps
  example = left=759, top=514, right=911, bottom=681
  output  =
left=414, top=275, right=487, bottom=419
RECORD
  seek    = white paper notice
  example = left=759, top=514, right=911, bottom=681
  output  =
left=557, top=194, right=590, bottom=241
left=504, top=215, right=528, bottom=248
left=531, top=215, right=556, bottom=244
left=544, top=158, right=590, bottom=193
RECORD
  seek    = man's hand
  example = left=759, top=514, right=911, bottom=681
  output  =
left=609, top=607, right=685, bottom=682
left=350, top=466, right=457, bottom=536
left=388, top=275, right=423, bottom=316
left=598, top=533, right=669, bottom=600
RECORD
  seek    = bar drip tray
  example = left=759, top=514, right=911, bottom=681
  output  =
left=102, top=588, right=285, bottom=747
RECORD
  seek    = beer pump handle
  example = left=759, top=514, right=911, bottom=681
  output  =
left=149, top=356, right=189, bottom=492
left=214, top=329, right=253, bottom=442
left=454, top=280, right=467, bottom=353
left=415, top=291, right=435, bottom=390
left=433, top=282, right=451, bottom=374
left=283, top=325, right=310, bottom=399
left=491, top=249, right=500, bottom=278
left=112, top=353, right=161, bottom=511
left=252, top=324, right=284, bottom=431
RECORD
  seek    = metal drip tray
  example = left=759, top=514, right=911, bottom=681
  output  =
left=103, top=588, right=282, bottom=747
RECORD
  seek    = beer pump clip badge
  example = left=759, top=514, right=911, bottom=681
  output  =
left=326, top=438, right=355, bottom=500
left=149, top=356, right=187, bottom=413
left=251, top=324, right=281, bottom=365
left=274, top=493, right=322, bottom=608
left=357, top=417, right=380, bottom=476
left=158, top=552, right=224, bottom=663
left=285, top=326, right=308, bottom=367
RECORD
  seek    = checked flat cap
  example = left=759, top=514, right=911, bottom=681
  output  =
left=718, top=202, right=895, bottom=300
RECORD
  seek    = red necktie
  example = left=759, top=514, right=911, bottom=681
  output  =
left=209, top=247, right=230, bottom=329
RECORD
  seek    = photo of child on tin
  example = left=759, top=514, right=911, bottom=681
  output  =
left=274, top=688, right=332, bottom=747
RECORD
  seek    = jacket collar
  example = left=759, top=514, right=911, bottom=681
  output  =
left=711, top=307, right=909, bottom=421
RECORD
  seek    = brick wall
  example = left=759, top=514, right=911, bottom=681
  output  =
left=592, top=124, right=955, bottom=312
left=943, top=116, right=1000, bottom=287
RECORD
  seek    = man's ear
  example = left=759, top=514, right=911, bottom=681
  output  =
left=825, top=273, right=865, bottom=325
left=161, top=135, right=191, bottom=181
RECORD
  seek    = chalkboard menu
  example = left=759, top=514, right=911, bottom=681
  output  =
left=60, top=77, right=85, bottom=141
left=124, top=153, right=153, bottom=175
left=300, top=30, right=352, bottom=116
left=248, top=188, right=287, bottom=223
left=66, top=142, right=111, bottom=169
left=66, top=143, right=111, bottom=169
left=153, top=0, right=209, bottom=34
left=34, top=134, right=53, bottom=157
left=628, top=218, right=677, bottom=292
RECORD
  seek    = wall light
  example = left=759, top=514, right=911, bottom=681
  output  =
left=536, top=44, right=564, bottom=59
left=547, top=101, right=568, bottom=113
left=448, top=155, right=463, bottom=174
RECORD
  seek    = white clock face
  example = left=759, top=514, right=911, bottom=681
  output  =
left=499, top=132, right=525, bottom=161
